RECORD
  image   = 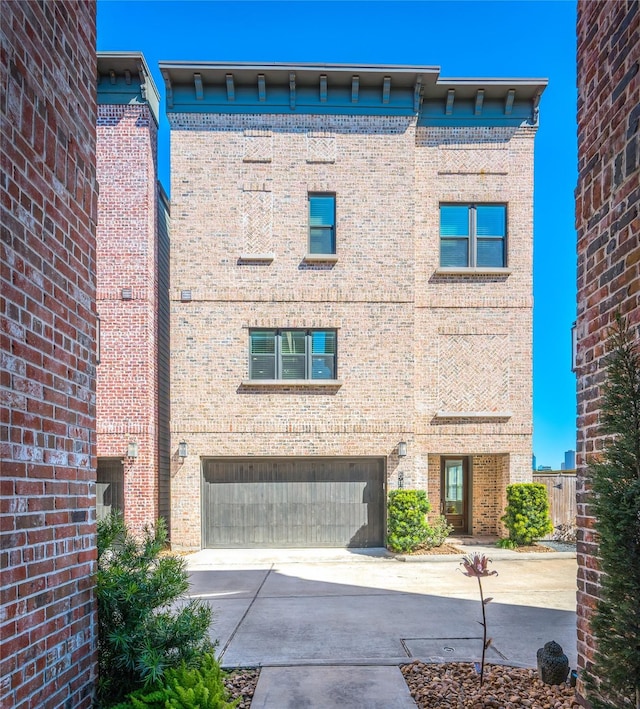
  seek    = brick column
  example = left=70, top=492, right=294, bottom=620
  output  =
left=575, top=0, right=639, bottom=701
left=0, top=2, right=98, bottom=707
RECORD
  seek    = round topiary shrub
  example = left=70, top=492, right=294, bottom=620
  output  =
left=387, top=489, right=430, bottom=553
left=500, top=483, right=553, bottom=546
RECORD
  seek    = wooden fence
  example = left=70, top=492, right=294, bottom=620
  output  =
left=532, top=472, right=577, bottom=539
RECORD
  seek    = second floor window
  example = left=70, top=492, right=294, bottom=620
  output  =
left=440, top=204, right=507, bottom=268
left=309, top=194, right=336, bottom=254
left=250, top=329, right=337, bottom=380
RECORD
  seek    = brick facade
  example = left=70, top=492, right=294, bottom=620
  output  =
left=164, top=66, right=542, bottom=549
left=0, top=2, right=98, bottom=706
left=95, top=54, right=170, bottom=534
left=575, top=0, right=639, bottom=701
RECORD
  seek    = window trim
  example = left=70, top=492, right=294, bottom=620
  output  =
left=248, top=328, right=338, bottom=382
left=439, top=203, right=507, bottom=269
left=308, top=193, right=336, bottom=256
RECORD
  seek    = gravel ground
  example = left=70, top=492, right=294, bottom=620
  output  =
left=401, top=661, right=580, bottom=709
left=223, top=668, right=260, bottom=708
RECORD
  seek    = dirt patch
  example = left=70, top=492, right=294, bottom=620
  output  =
left=513, top=544, right=555, bottom=553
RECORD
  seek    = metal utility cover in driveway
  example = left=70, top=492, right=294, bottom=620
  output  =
left=201, top=457, right=385, bottom=548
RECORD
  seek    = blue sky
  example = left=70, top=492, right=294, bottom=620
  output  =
left=97, top=0, right=578, bottom=469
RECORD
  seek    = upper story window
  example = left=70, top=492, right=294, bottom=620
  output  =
left=250, top=329, right=337, bottom=380
left=440, top=204, right=507, bottom=268
left=309, top=194, right=336, bottom=255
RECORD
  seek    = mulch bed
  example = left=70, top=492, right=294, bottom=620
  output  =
left=397, top=542, right=558, bottom=556
left=512, top=544, right=555, bottom=553
left=400, top=543, right=467, bottom=555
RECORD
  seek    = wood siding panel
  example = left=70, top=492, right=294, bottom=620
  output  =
left=532, top=472, right=577, bottom=538
left=201, top=457, right=384, bottom=547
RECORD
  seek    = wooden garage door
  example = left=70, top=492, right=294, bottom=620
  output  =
left=201, top=457, right=385, bottom=548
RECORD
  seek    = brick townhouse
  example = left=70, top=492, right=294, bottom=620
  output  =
left=95, top=52, right=171, bottom=534
left=1, top=2, right=98, bottom=707
left=159, top=61, right=546, bottom=550
left=575, top=0, right=639, bottom=703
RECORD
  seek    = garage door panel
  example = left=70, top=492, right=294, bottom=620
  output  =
left=202, top=457, right=384, bottom=548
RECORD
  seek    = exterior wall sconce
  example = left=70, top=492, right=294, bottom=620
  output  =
left=127, top=440, right=139, bottom=459
left=398, top=441, right=407, bottom=457
left=178, top=441, right=188, bottom=459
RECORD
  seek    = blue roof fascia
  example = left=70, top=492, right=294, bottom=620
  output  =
left=97, top=52, right=161, bottom=125
left=98, top=79, right=146, bottom=105
left=166, top=84, right=417, bottom=116
left=158, top=62, right=547, bottom=126
left=419, top=98, right=537, bottom=127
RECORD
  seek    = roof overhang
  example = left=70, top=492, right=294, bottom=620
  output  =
left=158, top=61, right=547, bottom=126
left=97, top=51, right=161, bottom=125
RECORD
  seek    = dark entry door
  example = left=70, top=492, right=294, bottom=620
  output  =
left=441, top=457, right=469, bottom=533
left=201, top=457, right=385, bottom=548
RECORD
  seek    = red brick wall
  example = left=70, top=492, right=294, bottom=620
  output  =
left=96, top=103, right=160, bottom=532
left=0, top=2, right=98, bottom=707
left=575, top=0, right=639, bottom=700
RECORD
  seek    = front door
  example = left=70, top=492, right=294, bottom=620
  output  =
left=441, top=457, right=469, bottom=534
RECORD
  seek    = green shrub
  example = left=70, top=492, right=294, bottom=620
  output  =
left=496, top=537, right=518, bottom=550
left=500, top=483, right=553, bottom=546
left=424, top=515, right=454, bottom=548
left=112, top=654, right=238, bottom=709
left=584, top=315, right=640, bottom=708
left=97, top=513, right=214, bottom=707
left=387, top=490, right=430, bottom=552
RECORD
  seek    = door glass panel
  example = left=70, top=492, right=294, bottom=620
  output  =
left=444, top=459, right=464, bottom=515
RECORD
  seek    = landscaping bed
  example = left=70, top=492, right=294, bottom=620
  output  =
left=401, top=661, right=580, bottom=708
left=223, top=669, right=260, bottom=708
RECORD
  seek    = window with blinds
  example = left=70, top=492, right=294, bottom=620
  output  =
left=309, top=194, right=336, bottom=254
left=440, top=204, right=507, bottom=268
left=250, top=329, right=337, bottom=380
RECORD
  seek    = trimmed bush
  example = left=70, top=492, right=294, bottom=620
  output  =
left=112, top=654, right=238, bottom=709
left=500, top=483, right=553, bottom=546
left=97, top=513, right=214, bottom=707
left=387, top=490, right=430, bottom=552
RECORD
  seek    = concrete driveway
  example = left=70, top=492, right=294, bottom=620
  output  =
left=185, top=546, right=577, bottom=708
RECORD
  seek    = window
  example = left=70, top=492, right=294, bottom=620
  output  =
left=440, top=204, right=507, bottom=268
left=250, top=329, right=337, bottom=380
left=309, top=194, right=336, bottom=254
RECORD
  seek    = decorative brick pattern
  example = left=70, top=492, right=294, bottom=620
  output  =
left=438, top=144, right=509, bottom=175
left=575, top=0, right=639, bottom=700
left=306, top=131, right=336, bottom=163
left=242, top=188, right=273, bottom=255
left=243, top=129, right=272, bottom=163
left=169, top=111, right=537, bottom=549
left=437, top=334, right=510, bottom=412
left=0, top=2, right=98, bottom=707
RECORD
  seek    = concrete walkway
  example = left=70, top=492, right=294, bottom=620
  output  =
left=185, top=543, right=577, bottom=708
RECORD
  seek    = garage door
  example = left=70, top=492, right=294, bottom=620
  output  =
left=201, top=457, right=385, bottom=548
